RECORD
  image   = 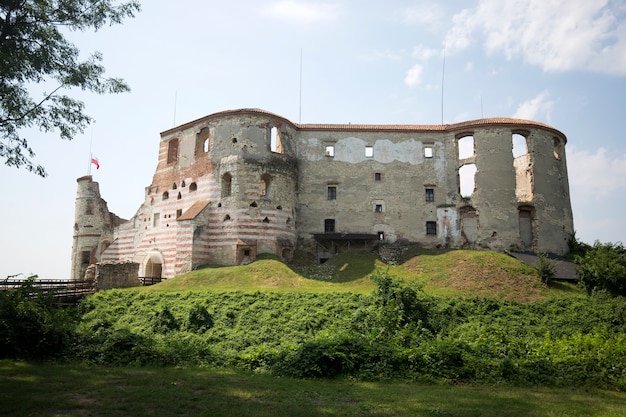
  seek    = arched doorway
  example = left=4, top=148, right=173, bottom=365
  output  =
left=139, top=251, right=164, bottom=279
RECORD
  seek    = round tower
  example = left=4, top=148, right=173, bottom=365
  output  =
left=70, top=176, right=119, bottom=280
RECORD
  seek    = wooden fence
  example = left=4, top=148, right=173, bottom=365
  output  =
left=0, top=279, right=96, bottom=304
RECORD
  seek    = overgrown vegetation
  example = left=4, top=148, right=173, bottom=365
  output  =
left=2, top=248, right=626, bottom=392
left=577, top=241, right=626, bottom=297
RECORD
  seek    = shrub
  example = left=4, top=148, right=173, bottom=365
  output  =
left=534, top=252, right=557, bottom=285
left=577, top=241, right=626, bottom=296
left=0, top=275, right=77, bottom=359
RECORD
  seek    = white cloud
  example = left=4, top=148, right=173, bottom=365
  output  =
left=402, top=2, right=445, bottom=27
left=411, top=44, right=440, bottom=61
left=446, top=0, right=626, bottom=75
left=404, top=64, right=423, bottom=87
left=263, top=1, right=340, bottom=24
left=567, top=146, right=626, bottom=199
left=512, top=91, right=554, bottom=121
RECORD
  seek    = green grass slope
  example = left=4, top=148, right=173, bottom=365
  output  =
left=146, top=249, right=579, bottom=301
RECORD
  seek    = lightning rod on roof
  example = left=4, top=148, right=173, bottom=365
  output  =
left=299, top=48, right=303, bottom=124
left=441, top=41, right=446, bottom=125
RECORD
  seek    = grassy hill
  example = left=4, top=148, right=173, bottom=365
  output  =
left=145, top=249, right=579, bottom=302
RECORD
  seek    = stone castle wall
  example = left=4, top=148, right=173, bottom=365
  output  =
left=71, top=109, right=573, bottom=280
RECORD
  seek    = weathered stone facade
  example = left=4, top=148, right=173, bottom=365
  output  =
left=70, top=108, right=573, bottom=280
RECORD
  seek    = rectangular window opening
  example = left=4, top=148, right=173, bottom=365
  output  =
left=365, top=146, right=374, bottom=157
left=327, top=186, right=337, bottom=200
left=324, top=219, right=335, bottom=233
left=374, top=172, right=382, bottom=181
left=424, top=146, right=433, bottom=158
left=375, top=204, right=383, bottom=213
left=426, top=221, right=437, bottom=236
left=425, top=188, right=434, bottom=202
left=324, top=145, right=335, bottom=157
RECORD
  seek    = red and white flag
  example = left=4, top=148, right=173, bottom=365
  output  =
left=91, top=155, right=100, bottom=170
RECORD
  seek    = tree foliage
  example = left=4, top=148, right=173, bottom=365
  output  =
left=0, top=0, right=140, bottom=176
left=577, top=241, right=626, bottom=296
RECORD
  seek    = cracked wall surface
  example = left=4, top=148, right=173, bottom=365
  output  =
left=71, top=109, right=573, bottom=280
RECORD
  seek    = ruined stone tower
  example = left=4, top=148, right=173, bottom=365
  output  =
left=71, top=108, right=574, bottom=281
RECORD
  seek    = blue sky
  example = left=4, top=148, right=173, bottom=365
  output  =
left=2, top=0, right=626, bottom=279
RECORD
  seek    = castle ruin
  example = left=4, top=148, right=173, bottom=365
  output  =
left=71, top=108, right=574, bottom=281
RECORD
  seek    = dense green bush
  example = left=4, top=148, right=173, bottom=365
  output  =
left=577, top=242, right=626, bottom=296
left=0, top=276, right=77, bottom=359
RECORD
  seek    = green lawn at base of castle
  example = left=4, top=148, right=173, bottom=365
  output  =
left=2, top=360, right=625, bottom=417
left=146, top=249, right=579, bottom=302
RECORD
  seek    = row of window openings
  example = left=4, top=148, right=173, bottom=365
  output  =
left=162, top=182, right=197, bottom=201
left=457, top=133, right=562, bottom=160
left=223, top=214, right=292, bottom=224
left=324, top=145, right=433, bottom=158
left=221, top=174, right=271, bottom=198
left=169, top=132, right=561, bottom=165
left=327, top=186, right=435, bottom=203
left=150, top=210, right=183, bottom=227
left=167, top=126, right=285, bottom=165
left=324, top=219, right=437, bottom=236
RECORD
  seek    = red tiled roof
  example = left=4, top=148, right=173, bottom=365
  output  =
left=177, top=201, right=210, bottom=221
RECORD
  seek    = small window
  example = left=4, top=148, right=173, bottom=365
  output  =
left=81, top=250, right=90, bottom=265
left=177, top=192, right=182, bottom=200
left=250, top=201, right=258, bottom=207
left=153, top=213, right=160, bottom=228
left=327, top=186, right=337, bottom=200
left=223, top=214, right=231, bottom=221
left=172, top=183, right=177, bottom=190
left=375, top=204, right=383, bottom=213
left=176, top=209, right=183, bottom=218
left=374, top=172, right=382, bottom=181
left=262, top=217, right=270, bottom=223
left=425, top=188, right=434, bottom=202
left=365, top=146, right=374, bottom=157
left=424, top=146, right=433, bottom=158
left=189, top=183, right=197, bottom=192
left=243, top=249, right=251, bottom=257
left=222, top=173, right=232, bottom=197
left=167, top=138, right=179, bottom=164
left=426, top=221, right=437, bottom=236
left=181, top=180, right=186, bottom=187
left=260, top=174, right=271, bottom=197
left=203, top=138, right=209, bottom=153
left=324, top=219, right=335, bottom=233
left=378, top=231, right=385, bottom=240
left=162, top=191, right=169, bottom=200
left=325, top=145, right=335, bottom=157
left=85, top=200, right=94, bottom=215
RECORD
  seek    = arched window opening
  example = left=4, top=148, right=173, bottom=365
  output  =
left=189, top=182, right=197, bottom=192
left=262, top=217, right=270, bottom=223
left=162, top=192, right=169, bottom=200
left=260, top=173, right=271, bottom=197
left=177, top=192, right=182, bottom=200
left=167, top=138, right=179, bottom=164
left=223, top=214, right=231, bottom=221
left=457, top=135, right=474, bottom=160
left=250, top=201, right=258, bottom=207
left=276, top=205, right=282, bottom=210
left=181, top=180, right=186, bottom=187
left=196, top=127, right=210, bottom=155
left=270, top=126, right=284, bottom=154
left=172, top=183, right=177, bottom=190
left=459, top=164, right=477, bottom=197
left=222, top=173, right=232, bottom=197
left=553, top=137, right=562, bottom=160
left=512, top=133, right=528, bottom=158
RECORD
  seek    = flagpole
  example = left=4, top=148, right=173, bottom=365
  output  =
left=87, top=126, right=94, bottom=175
